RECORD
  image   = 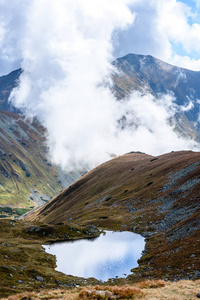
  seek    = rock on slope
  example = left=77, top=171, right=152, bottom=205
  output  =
left=26, top=150, right=200, bottom=281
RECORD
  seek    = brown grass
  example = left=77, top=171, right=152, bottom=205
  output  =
left=136, top=279, right=165, bottom=289
left=2, top=289, right=78, bottom=300
left=141, top=279, right=200, bottom=300
left=78, top=284, right=144, bottom=299
left=1, top=280, right=200, bottom=300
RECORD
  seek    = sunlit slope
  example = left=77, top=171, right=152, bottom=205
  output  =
left=27, top=151, right=200, bottom=280
left=0, top=111, right=81, bottom=212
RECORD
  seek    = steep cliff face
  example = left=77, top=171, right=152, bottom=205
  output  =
left=26, top=150, right=200, bottom=280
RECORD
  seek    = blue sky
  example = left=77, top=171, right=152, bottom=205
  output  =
left=0, top=0, right=200, bottom=75
left=113, top=0, right=200, bottom=70
left=180, top=0, right=198, bottom=12
left=174, top=0, right=200, bottom=55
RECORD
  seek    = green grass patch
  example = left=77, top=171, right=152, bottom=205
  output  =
left=0, top=219, right=101, bottom=297
left=0, top=206, right=30, bottom=218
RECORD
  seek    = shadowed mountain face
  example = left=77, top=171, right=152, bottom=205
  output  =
left=0, top=69, right=21, bottom=113
left=27, top=151, right=200, bottom=280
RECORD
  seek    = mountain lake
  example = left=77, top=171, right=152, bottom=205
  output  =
left=43, top=231, right=145, bottom=281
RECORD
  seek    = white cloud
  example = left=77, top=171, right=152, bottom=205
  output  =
left=194, top=0, right=200, bottom=9
left=109, top=93, right=198, bottom=158
left=0, top=0, right=29, bottom=74
left=169, top=54, right=200, bottom=71
left=156, top=0, right=200, bottom=54
left=113, top=0, right=173, bottom=60
left=4, top=0, right=200, bottom=171
left=114, top=0, right=200, bottom=71
left=9, top=0, right=135, bottom=169
left=0, top=0, right=200, bottom=74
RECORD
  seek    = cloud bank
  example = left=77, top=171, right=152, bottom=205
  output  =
left=7, top=0, right=199, bottom=170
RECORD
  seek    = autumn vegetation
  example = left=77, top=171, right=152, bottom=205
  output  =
left=2, top=280, right=200, bottom=299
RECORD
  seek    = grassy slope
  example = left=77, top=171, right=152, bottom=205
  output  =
left=0, top=219, right=101, bottom=297
left=27, top=151, right=200, bottom=282
left=0, top=111, right=64, bottom=211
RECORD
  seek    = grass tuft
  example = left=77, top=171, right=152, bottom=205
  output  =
left=136, top=279, right=166, bottom=289
left=78, top=285, right=144, bottom=299
left=6, top=291, right=36, bottom=300
left=112, top=285, right=144, bottom=299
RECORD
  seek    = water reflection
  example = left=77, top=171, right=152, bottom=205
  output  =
left=43, top=231, right=145, bottom=281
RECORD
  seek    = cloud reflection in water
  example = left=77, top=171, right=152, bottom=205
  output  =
left=43, top=231, right=145, bottom=281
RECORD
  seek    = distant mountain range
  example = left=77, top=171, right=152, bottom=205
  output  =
left=1, top=53, right=200, bottom=214
left=112, top=53, right=200, bottom=141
